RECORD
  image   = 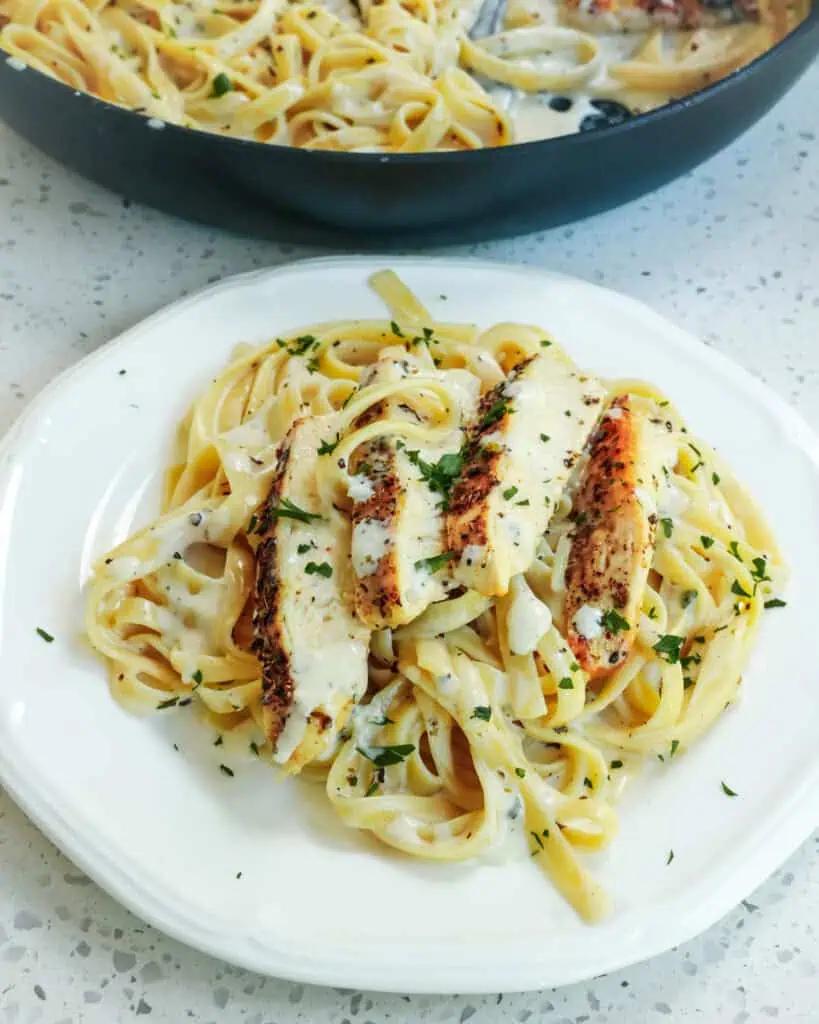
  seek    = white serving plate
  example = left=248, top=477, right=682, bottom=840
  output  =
left=0, top=257, right=817, bottom=994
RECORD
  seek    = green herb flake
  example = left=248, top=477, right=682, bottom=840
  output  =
left=660, top=517, right=673, bottom=539
left=249, top=740, right=260, bottom=757
left=192, top=669, right=203, bottom=686
left=764, top=598, right=787, bottom=609
left=297, top=542, right=314, bottom=555
left=479, top=399, right=511, bottom=432
left=406, top=448, right=464, bottom=506
left=516, top=499, right=530, bottom=507
left=681, top=589, right=698, bottom=608
left=214, top=735, right=224, bottom=747
left=305, top=561, right=333, bottom=578
left=540, top=433, right=550, bottom=443
left=247, top=514, right=258, bottom=534
left=712, top=472, right=720, bottom=485
left=471, top=705, right=492, bottom=722
left=721, top=780, right=738, bottom=797
left=502, top=486, right=518, bottom=501
left=701, top=535, right=715, bottom=549
left=390, top=320, right=404, bottom=338
left=728, top=540, right=742, bottom=561
left=731, top=579, right=751, bottom=598
left=670, top=739, right=680, bottom=758
left=210, top=72, right=233, bottom=98
left=357, top=744, right=415, bottom=767
left=610, top=759, right=623, bottom=769
left=219, top=764, right=235, bottom=777
left=415, top=551, right=457, bottom=573
left=751, top=557, right=771, bottom=584
left=653, top=634, right=686, bottom=664
left=602, top=608, right=630, bottom=633
left=318, top=435, right=339, bottom=456
left=540, top=338, right=552, bottom=348
left=269, top=498, right=323, bottom=524
left=156, top=696, right=179, bottom=710
left=583, top=776, right=593, bottom=789
left=558, top=677, right=574, bottom=690
left=530, top=830, right=544, bottom=851
left=666, top=849, right=675, bottom=865
left=365, top=780, right=380, bottom=797
left=514, top=767, right=526, bottom=778
left=35, top=627, right=54, bottom=643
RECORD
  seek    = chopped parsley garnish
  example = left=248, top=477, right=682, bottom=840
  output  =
left=288, top=334, right=318, bottom=356
left=583, top=776, right=593, bottom=789
left=540, top=433, right=550, bottom=443
left=502, top=486, right=518, bottom=501
left=602, top=609, right=630, bottom=633
left=192, top=669, right=203, bottom=686
left=514, top=767, right=526, bottom=778
left=249, top=741, right=261, bottom=756
left=269, top=498, right=323, bottom=524
left=156, top=696, right=179, bottom=710
left=479, top=398, right=511, bottom=431
left=406, top=448, right=464, bottom=506
left=751, top=557, right=771, bottom=585
left=219, top=764, right=235, bottom=777
left=540, top=338, right=552, bottom=348
left=680, top=653, right=701, bottom=669
left=712, top=472, right=720, bottom=486
left=306, top=355, right=320, bottom=374
left=318, top=435, right=339, bottom=456
left=731, top=579, right=751, bottom=598
left=35, top=627, right=54, bottom=643
left=530, top=830, right=545, bottom=851
left=610, top=759, right=623, bottom=770
left=213, top=735, right=224, bottom=747
left=357, top=744, right=415, bottom=767
left=390, top=320, right=404, bottom=338
left=688, top=441, right=702, bottom=458
left=365, top=780, right=380, bottom=797
left=570, top=662, right=580, bottom=672
left=728, top=540, right=742, bottom=561
left=210, top=73, right=233, bottom=98
left=701, top=535, right=715, bottom=549
left=660, top=517, right=673, bottom=539
left=297, top=542, right=314, bottom=555
left=670, top=739, right=680, bottom=758
left=415, top=551, right=457, bottom=573
left=648, top=607, right=658, bottom=620
left=666, top=849, right=675, bottom=865
left=517, top=499, right=530, bottom=507
left=305, top=561, right=333, bottom=578
left=471, top=706, right=491, bottom=721
left=558, top=677, right=574, bottom=689
left=653, top=634, right=685, bottom=664
left=247, top=514, right=258, bottom=534
left=721, top=780, right=738, bottom=797
left=681, top=589, right=698, bottom=608
left=764, top=598, right=787, bottom=609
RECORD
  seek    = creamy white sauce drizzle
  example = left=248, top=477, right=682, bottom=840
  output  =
left=507, top=574, right=553, bottom=655
left=573, top=603, right=603, bottom=639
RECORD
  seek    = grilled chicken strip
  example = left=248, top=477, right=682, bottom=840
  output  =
left=446, top=350, right=606, bottom=597
left=349, top=354, right=479, bottom=628
left=561, top=0, right=761, bottom=33
left=563, top=396, right=677, bottom=679
left=252, top=415, right=370, bottom=770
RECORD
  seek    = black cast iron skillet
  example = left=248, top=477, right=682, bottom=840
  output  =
left=1, top=9, right=817, bottom=246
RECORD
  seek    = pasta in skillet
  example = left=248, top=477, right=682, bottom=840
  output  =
left=1, top=0, right=809, bottom=150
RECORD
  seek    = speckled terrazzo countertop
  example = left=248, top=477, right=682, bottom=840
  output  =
left=2, top=60, right=819, bottom=1023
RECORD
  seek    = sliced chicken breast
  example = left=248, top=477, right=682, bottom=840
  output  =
left=252, top=415, right=370, bottom=770
left=445, top=350, right=606, bottom=597
left=563, top=396, right=677, bottom=679
left=561, top=0, right=759, bottom=33
left=349, top=355, right=480, bottom=628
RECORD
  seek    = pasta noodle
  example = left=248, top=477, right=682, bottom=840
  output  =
left=1, top=0, right=808, bottom=150
left=84, top=270, right=786, bottom=920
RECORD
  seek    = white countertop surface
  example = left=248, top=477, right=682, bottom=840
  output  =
left=1, top=62, right=818, bottom=1023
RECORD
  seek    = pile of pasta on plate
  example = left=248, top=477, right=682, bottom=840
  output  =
left=85, top=270, right=786, bottom=921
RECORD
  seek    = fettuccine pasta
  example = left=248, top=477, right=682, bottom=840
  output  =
left=1, top=0, right=809, bottom=150
left=85, top=271, right=786, bottom=920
